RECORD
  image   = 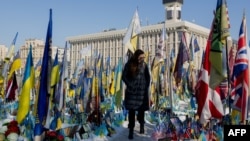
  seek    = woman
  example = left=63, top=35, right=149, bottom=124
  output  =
left=122, top=49, right=151, bottom=140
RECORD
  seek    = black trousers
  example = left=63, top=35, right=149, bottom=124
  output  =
left=128, top=110, right=145, bottom=129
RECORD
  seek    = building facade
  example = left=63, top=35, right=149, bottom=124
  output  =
left=20, top=39, right=69, bottom=69
left=20, top=39, right=45, bottom=68
left=0, top=45, right=8, bottom=62
left=67, top=0, right=210, bottom=77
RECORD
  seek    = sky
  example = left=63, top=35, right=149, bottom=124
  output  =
left=0, top=0, right=249, bottom=51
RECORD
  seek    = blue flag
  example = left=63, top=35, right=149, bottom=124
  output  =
left=37, top=9, right=52, bottom=126
left=190, top=95, right=196, bottom=109
left=194, top=37, right=200, bottom=52
left=55, top=42, right=69, bottom=111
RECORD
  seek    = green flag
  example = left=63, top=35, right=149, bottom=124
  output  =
left=209, top=0, right=230, bottom=89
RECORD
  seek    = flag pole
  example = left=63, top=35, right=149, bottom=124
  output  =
left=168, top=51, right=173, bottom=114
left=225, top=37, right=231, bottom=115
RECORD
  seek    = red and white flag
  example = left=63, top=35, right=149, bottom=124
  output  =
left=195, top=29, right=224, bottom=124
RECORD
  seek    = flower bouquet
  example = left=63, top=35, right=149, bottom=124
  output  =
left=45, top=130, right=64, bottom=141
left=0, top=120, right=20, bottom=141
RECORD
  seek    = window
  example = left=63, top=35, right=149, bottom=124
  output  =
left=177, top=10, right=181, bottom=19
left=167, top=10, right=173, bottom=20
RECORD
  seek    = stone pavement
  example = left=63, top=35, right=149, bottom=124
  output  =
left=85, top=120, right=170, bottom=141
left=108, top=121, right=156, bottom=141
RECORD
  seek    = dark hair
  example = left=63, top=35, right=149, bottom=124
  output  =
left=128, top=49, right=145, bottom=77
left=132, top=49, right=144, bottom=63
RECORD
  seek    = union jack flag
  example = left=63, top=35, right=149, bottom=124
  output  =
left=230, top=14, right=249, bottom=122
left=183, top=127, right=192, bottom=139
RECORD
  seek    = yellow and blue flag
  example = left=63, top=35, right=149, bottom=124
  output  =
left=110, top=70, right=115, bottom=95
left=50, top=49, right=59, bottom=95
left=2, top=32, right=18, bottom=77
left=114, top=58, right=123, bottom=108
left=17, top=45, right=35, bottom=124
left=8, top=50, right=21, bottom=80
left=45, top=49, right=59, bottom=128
left=115, top=58, right=122, bottom=93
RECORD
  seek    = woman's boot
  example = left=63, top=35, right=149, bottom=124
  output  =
left=128, top=128, right=133, bottom=139
left=140, top=124, right=144, bottom=134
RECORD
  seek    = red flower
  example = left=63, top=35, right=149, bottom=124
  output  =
left=45, top=131, right=64, bottom=141
left=57, top=135, right=64, bottom=141
left=7, top=121, right=18, bottom=128
left=5, top=120, right=20, bottom=137
left=47, top=131, right=57, bottom=138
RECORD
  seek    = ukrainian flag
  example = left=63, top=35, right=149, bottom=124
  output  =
left=45, top=49, right=59, bottom=128
left=115, top=58, right=122, bottom=93
left=8, top=51, right=21, bottom=80
left=17, top=45, right=35, bottom=124
left=50, top=49, right=59, bottom=96
left=110, top=69, right=115, bottom=95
